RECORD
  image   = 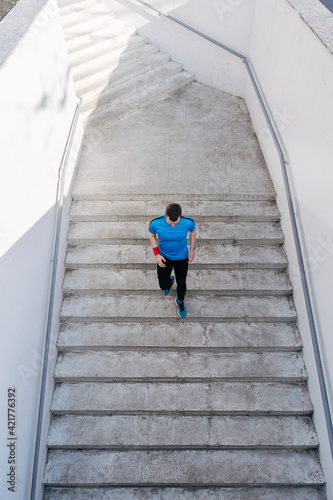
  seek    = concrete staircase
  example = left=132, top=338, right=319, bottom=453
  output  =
left=58, top=0, right=194, bottom=130
left=43, top=0, right=326, bottom=498
left=43, top=196, right=326, bottom=497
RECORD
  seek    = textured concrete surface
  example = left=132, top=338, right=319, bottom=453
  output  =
left=65, top=243, right=288, bottom=268
left=73, top=82, right=275, bottom=197
left=84, top=71, right=195, bottom=129
left=51, top=382, right=313, bottom=415
left=63, top=268, right=292, bottom=295
left=44, top=486, right=326, bottom=500
left=75, top=44, right=160, bottom=93
left=68, top=28, right=143, bottom=67
left=47, top=414, right=318, bottom=448
left=71, top=35, right=148, bottom=81
left=60, top=294, right=297, bottom=321
left=60, top=0, right=195, bottom=132
left=57, top=321, right=301, bottom=352
left=75, top=50, right=170, bottom=95
left=61, top=1, right=113, bottom=29
left=54, top=351, right=306, bottom=382
left=67, top=221, right=284, bottom=245
left=70, top=200, right=280, bottom=221
left=43, top=449, right=324, bottom=486
left=81, top=61, right=185, bottom=116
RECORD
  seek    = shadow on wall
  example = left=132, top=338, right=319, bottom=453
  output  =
left=104, top=0, right=253, bottom=96
left=0, top=194, right=71, bottom=498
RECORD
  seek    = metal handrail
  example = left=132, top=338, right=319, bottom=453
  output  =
left=133, top=0, right=333, bottom=456
left=30, top=96, right=82, bottom=500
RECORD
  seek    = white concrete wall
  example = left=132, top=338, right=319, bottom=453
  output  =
left=244, top=0, right=333, bottom=495
left=0, top=0, right=83, bottom=498
left=102, top=0, right=256, bottom=97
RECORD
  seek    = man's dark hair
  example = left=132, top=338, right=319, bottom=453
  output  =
left=166, top=203, right=182, bottom=222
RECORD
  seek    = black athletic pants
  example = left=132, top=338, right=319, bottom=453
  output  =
left=157, top=257, right=188, bottom=302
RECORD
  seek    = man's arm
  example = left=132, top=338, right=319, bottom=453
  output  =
left=188, top=228, right=196, bottom=263
left=149, top=232, right=166, bottom=268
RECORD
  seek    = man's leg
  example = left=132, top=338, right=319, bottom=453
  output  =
left=173, top=258, right=189, bottom=302
left=157, top=257, right=173, bottom=293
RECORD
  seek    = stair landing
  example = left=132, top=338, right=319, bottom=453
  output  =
left=74, top=82, right=275, bottom=198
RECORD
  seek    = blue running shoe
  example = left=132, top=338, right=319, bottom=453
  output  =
left=163, top=275, right=174, bottom=296
left=175, top=297, right=186, bottom=318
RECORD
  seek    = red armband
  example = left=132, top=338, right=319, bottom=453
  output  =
left=153, top=247, right=160, bottom=256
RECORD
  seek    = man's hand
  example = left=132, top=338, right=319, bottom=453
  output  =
left=150, top=233, right=166, bottom=267
left=156, top=254, right=166, bottom=268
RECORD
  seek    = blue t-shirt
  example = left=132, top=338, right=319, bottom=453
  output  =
left=149, top=215, right=195, bottom=260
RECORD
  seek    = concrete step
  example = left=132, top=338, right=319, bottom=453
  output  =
left=81, top=61, right=180, bottom=116
left=85, top=70, right=195, bottom=130
left=47, top=414, right=318, bottom=449
left=69, top=28, right=139, bottom=67
left=62, top=268, right=292, bottom=296
left=43, top=448, right=324, bottom=486
left=70, top=200, right=280, bottom=222
left=71, top=192, right=277, bottom=202
left=61, top=2, right=113, bottom=29
left=51, top=381, right=313, bottom=415
left=57, top=321, right=302, bottom=352
left=54, top=351, right=306, bottom=382
left=44, top=486, right=327, bottom=500
left=74, top=44, right=160, bottom=95
left=63, top=12, right=116, bottom=41
left=60, top=294, right=297, bottom=322
left=65, top=244, right=288, bottom=270
left=65, top=21, right=130, bottom=55
left=71, top=36, right=148, bottom=80
left=58, top=0, right=98, bottom=16
left=81, top=61, right=183, bottom=117
left=77, top=51, right=171, bottom=98
left=67, top=221, right=284, bottom=245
